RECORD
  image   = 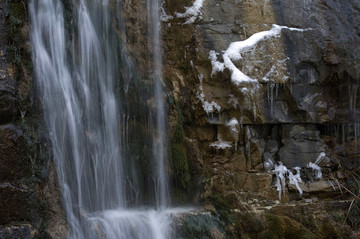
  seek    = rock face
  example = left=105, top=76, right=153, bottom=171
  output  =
left=162, top=0, right=359, bottom=196
left=0, top=1, right=66, bottom=238
left=1, top=0, right=359, bottom=238
left=160, top=0, right=360, bottom=236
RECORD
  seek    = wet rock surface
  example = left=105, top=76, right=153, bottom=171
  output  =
left=162, top=0, right=360, bottom=237
left=0, top=1, right=66, bottom=238
left=0, top=124, right=30, bottom=181
left=0, top=224, right=33, bottom=239
left=0, top=183, right=31, bottom=225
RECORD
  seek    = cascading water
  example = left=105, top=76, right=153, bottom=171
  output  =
left=30, top=0, right=186, bottom=238
left=147, top=0, right=169, bottom=209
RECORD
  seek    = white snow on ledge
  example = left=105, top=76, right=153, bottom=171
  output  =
left=175, top=0, right=204, bottom=24
left=209, top=24, right=307, bottom=85
left=210, top=140, right=232, bottom=149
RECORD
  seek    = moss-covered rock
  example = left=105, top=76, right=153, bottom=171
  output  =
left=173, top=211, right=225, bottom=239
left=171, top=143, right=190, bottom=188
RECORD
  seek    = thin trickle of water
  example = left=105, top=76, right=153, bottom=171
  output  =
left=147, top=0, right=170, bottom=209
left=30, top=0, right=183, bottom=238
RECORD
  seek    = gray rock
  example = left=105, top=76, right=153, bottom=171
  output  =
left=0, top=225, right=33, bottom=239
left=278, top=125, right=324, bottom=168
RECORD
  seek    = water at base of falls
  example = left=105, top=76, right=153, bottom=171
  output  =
left=30, top=0, right=187, bottom=238
left=85, top=208, right=190, bottom=239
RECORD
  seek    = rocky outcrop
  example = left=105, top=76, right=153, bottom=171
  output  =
left=162, top=0, right=359, bottom=195
left=161, top=0, right=360, bottom=237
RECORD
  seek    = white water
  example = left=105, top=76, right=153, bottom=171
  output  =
left=30, top=0, right=181, bottom=238
left=147, top=0, right=170, bottom=209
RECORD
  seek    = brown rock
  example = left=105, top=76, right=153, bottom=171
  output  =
left=300, top=180, right=337, bottom=193
left=195, top=126, right=216, bottom=141
left=239, top=173, right=273, bottom=192
left=0, top=183, right=31, bottom=225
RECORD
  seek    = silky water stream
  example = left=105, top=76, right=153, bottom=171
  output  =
left=30, top=0, right=187, bottom=238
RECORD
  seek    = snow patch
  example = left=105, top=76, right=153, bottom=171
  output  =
left=210, top=24, right=306, bottom=85
left=209, top=50, right=225, bottom=75
left=160, top=7, right=173, bottom=22
left=176, top=0, right=204, bottom=24
left=210, top=140, right=232, bottom=149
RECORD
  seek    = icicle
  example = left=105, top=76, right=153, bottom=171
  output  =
left=253, top=102, right=257, bottom=120
left=226, top=118, right=239, bottom=151
left=270, top=84, right=274, bottom=116
left=273, top=163, right=288, bottom=200
left=288, top=167, right=303, bottom=196
left=307, top=162, right=322, bottom=179
left=314, top=152, right=325, bottom=165
left=263, top=158, right=274, bottom=173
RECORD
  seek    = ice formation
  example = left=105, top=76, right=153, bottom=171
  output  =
left=226, top=118, right=239, bottom=137
left=176, top=0, right=204, bottom=24
left=196, top=74, right=221, bottom=114
left=226, top=118, right=239, bottom=150
left=228, top=94, right=239, bottom=109
left=288, top=167, right=303, bottom=196
left=209, top=24, right=306, bottom=85
left=307, top=162, right=322, bottom=179
left=272, top=153, right=325, bottom=199
left=273, top=163, right=288, bottom=200
left=160, top=7, right=173, bottom=22
left=314, top=152, right=326, bottom=164
left=307, top=152, right=324, bottom=179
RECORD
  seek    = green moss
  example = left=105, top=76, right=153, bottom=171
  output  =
left=172, top=124, right=185, bottom=144
left=179, top=213, right=224, bottom=239
left=171, top=143, right=189, bottom=188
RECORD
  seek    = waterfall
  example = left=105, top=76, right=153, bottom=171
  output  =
left=147, top=0, right=169, bottom=209
left=30, top=0, right=183, bottom=238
